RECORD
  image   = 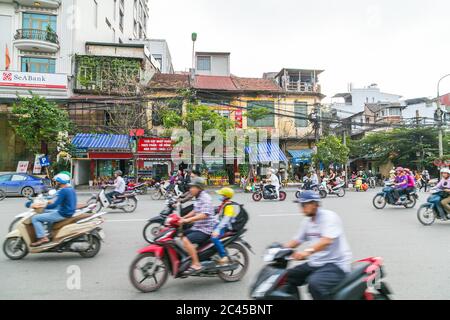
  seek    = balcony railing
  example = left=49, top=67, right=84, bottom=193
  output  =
left=285, top=81, right=321, bottom=94
left=14, top=29, right=59, bottom=45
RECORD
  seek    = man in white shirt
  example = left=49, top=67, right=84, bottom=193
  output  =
left=106, top=170, right=126, bottom=202
left=266, top=169, right=280, bottom=199
left=283, top=191, right=352, bottom=300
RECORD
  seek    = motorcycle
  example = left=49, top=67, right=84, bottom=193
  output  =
left=417, top=189, right=449, bottom=226
left=126, top=182, right=149, bottom=195
left=87, top=186, right=138, bottom=213
left=142, top=197, right=194, bottom=243
left=129, top=213, right=253, bottom=293
left=150, top=181, right=176, bottom=200
left=250, top=244, right=392, bottom=300
left=372, top=182, right=418, bottom=210
left=3, top=207, right=106, bottom=260
left=319, top=179, right=346, bottom=199
left=252, top=183, right=287, bottom=202
left=295, top=179, right=319, bottom=199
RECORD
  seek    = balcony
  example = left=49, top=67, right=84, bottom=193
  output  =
left=13, top=29, right=59, bottom=53
left=286, top=81, right=321, bottom=94
left=15, top=0, right=61, bottom=9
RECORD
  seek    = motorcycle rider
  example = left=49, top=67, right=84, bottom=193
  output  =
left=327, top=169, right=337, bottom=192
left=393, top=167, right=408, bottom=204
left=30, top=173, right=77, bottom=247
left=211, top=187, right=238, bottom=265
left=436, top=168, right=450, bottom=216
left=106, top=170, right=126, bottom=203
left=265, top=169, right=280, bottom=199
left=283, top=191, right=352, bottom=300
left=421, top=170, right=431, bottom=192
left=404, top=169, right=416, bottom=195
left=180, top=177, right=217, bottom=274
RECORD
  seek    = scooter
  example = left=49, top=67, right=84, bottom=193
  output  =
left=129, top=213, right=253, bottom=293
left=295, top=179, right=319, bottom=199
left=142, top=197, right=194, bottom=243
left=252, top=183, right=287, bottom=202
left=319, top=179, right=346, bottom=198
left=88, top=186, right=138, bottom=213
left=372, top=182, right=418, bottom=210
left=151, top=181, right=172, bottom=200
left=126, top=182, right=149, bottom=195
left=417, top=189, right=449, bottom=226
left=250, top=244, right=392, bottom=300
left=3, top=207, right=106, bottom=260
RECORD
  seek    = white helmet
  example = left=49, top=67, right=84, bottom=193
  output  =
left=441, top=168, right=450, bottom=175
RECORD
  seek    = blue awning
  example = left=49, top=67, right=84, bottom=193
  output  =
left=289, top=149, right=313, bottom=164
left=72, top=134, right=131, bottom=151
left=248, top=142, right=288, bottom=164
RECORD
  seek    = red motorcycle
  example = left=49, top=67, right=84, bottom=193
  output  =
left=126, top=182, right=149, bottom=195
left=129, top=214, right=253, bottom=293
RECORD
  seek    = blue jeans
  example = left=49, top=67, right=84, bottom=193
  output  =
left=32, top=210, right=66, bottom=239
left=211, top=227, right=227, bottom=258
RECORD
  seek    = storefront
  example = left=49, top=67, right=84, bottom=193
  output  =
left=288, top=149, right=313, bottom=179
left=136, top=138, right=174, bottom=181
left=71, top=134, right=133, bottom=186
left=248, top=142, right=288, bottom=179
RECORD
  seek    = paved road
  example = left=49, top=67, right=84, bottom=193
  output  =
left=0, top=189, right=449, bottom=300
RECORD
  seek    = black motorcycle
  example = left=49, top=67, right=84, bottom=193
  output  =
left=252, top=183, right=287, bottom=202
left=250, top=244, right=392, bottom=300
left=417, top=189, right=450, bottom=226
left=373, top=182, right=418, bottom=210
left=142, top=197, right=194, bottom=243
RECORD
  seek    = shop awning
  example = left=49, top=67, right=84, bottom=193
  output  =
left=248, top=142, right=288, bottom=164
left=288, top=149, right=313, bottom=164
left=72, top=134, right=131, bottom=151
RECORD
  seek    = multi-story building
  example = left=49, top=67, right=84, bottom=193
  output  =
left=0, top=0, right=151, bottom=172
left=148, top=39, right=174, bottom=74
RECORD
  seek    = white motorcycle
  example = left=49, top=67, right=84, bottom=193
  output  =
left=320, top=178, right=346, bottom=198
left=87, top=186, right=138, bottom=213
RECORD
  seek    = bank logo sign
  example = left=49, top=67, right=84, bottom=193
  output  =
left=0, top=71, right=67, bottom=90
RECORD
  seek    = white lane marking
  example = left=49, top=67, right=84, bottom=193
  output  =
left=106, top=219, right=147, bottom=223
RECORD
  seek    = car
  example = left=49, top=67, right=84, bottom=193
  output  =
left=0, top=173, right=49, bottom=198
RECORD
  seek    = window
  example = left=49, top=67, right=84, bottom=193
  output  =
left=153, top=54, right=162, bottom=69
left=197, top=56, right=211, bottom=71
left=21, top=57, right=56, bottom=73
left=389, top=108, right=401, bottom=116
left=247, top=101, right=275, bottom=127
left=23, top=13, right=56, bottom=31
left=11, top=175, right=27, bottom=182
left=294, top=102, right=308, bottom=127
left=0, top=175, right=11, bottom=182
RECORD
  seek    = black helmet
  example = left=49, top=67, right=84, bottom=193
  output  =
left=189, top=177, right=206, bottom=190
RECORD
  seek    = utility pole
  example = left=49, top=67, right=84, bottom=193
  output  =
left=191, top=32, right=197, bottom=70
left=310, top=103, right=321, bottom=179
left=343, top=129, right=348, bottom=187
left=437, top=74, right=450, bottom=158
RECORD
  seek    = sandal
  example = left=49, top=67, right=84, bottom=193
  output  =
left=184, top=266, right=203, bottom=275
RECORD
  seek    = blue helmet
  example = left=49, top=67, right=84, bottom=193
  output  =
left=295, top=191, right=321, bottom=204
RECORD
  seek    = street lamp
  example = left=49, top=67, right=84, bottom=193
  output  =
left=437, top=74, right=450, bottom=158
left=191, top=32, right=198, bottom=70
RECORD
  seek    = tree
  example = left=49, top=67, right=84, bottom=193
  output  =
left=313, top=135, right=350, bottom=168
left=245, top=107, right=271, bottom=124
left=9, top=94, right=72, bottom=157
left=349, top=127, right=443, bottom=170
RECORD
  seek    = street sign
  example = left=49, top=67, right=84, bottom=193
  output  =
left=16, top=161, right=29, bottom=173
left=138, top=138, right=173, bottom=153
left=39, top=156, right=51, bottom=167
left=33, top=154, right=44, bottom=174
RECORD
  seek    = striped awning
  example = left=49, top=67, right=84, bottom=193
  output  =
left=72, top=134, right=131, bottom=151
left=248, top=142, right=288, bottom=164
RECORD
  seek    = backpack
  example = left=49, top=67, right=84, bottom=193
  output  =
left=222, top=201, right=249, bottom=231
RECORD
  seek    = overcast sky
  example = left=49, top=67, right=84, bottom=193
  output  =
left=149, top=0, right=450, bottom=101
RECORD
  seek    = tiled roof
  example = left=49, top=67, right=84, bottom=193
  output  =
left=148, top=73, right=190, bottom=90
left=194, top=75, right=236, bottom=91
left=232, top=77, right=282, bottom=92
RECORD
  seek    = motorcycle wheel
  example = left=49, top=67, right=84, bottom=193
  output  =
left=295, top=191, right=302, bottom=199
left=143, top=222, right=163, bottom=244
left=8, top=217, right=22, bottom=233
left=319, top=190, right=327, bottom=199
left=252, top=193, right=262, bottom=202
left=79, top=235, right=101, bottom=258
left=336, top=188, right=346, bottom=198
left=404, top=197, right=417, bottom=209
left=218, top=242, right=249, bottom=282
left=373, top=195, right=387, bottom=210
left=151, top=190, right=162, bottom=201
left=122, top=197, right=138, bottom=213
left=129, top=253, right=169, bottom=293
left=417, top=205, right=436, bottom=226
left=3, top=237, right=28, bottom=260
left=87, top=198, right=102, bottom=214
left=278, top=191, right=287, bottom=201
